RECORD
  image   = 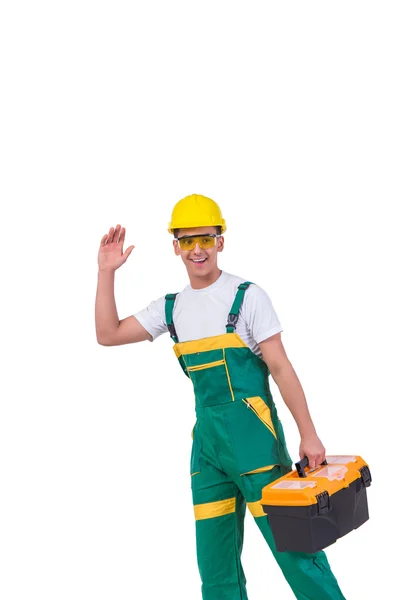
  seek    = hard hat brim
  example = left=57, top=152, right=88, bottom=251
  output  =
left=168, top=219, right=226, bottom=234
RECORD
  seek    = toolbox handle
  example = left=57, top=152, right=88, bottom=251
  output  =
left=295, top=456, right=328, bottom=478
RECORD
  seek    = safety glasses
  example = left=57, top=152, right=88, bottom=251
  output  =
left=174, top=234, right=221, bottom=251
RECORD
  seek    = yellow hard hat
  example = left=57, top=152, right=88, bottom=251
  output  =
left=168, top=194, right=227, bottom=234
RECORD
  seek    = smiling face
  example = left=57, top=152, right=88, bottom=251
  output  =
left=173, top=225, right=224, bottom=288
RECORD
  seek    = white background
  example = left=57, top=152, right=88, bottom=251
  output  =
left=1, top=1, right=399, bottom=598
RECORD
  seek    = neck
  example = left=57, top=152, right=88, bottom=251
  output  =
left=188, top=266, right=222, bottom=290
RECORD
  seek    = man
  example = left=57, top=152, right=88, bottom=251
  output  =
left=95, top=194, right=346, bottom=599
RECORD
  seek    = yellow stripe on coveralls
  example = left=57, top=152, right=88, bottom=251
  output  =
left=223, top=348, right=235, bottom=401
left=247, top=500, right=267, bottom=518
left=194, top=497, right=236, bottom=520
left=174, top=333, right=247, bottom=358
left=186, top=359, right=225, bottom=371
left=240, top=464, right=277, bottom=476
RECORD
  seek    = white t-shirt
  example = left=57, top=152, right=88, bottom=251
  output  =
left=133, top=271, right=283, bottom=359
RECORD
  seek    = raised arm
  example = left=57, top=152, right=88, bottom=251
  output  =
left=95, top=225, right=152, bottom=346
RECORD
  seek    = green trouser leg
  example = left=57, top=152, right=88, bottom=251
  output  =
left=238, top=469, right=347, bottom=600
left=192, top=461, right=346, bottom=600
left=192, top=464, right=248, bottom=599
left=252, top=515, right=345, bottom=600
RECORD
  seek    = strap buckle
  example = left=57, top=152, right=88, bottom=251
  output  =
left=167, top=323, right=178, bottom=339
left=165, top=293, right=178, bottom=341
left=226, top=313, right=239, bottom=329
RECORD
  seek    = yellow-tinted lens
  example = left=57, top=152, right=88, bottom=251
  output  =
left=198, top=236, right=216, bottom=249
left=178, top=236, right=216, bottom=250
left=178, top=237, right=195, bottom=250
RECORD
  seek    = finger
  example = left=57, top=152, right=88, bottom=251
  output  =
left=111, top=225, right=120, bottom=244
left=122, top=245, right=135, bottom=260
left=308, top=456, right=316, bottom=469
left=114, top=224, right=122, bottom=244
left=106, top=226, right=114, bottom=244
left=119, top=227, right=126, bottom=245
left=100, top=234, right=108, bottom=247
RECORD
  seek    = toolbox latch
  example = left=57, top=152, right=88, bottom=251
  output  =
left=359, top=465, right=372, bottom=487
left=316, top=491, right=331, bottom=514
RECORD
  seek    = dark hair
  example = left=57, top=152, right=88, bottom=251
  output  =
left=173, top=226, right=222, bottom=238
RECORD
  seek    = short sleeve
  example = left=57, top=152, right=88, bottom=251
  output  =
left=241, top=284, right=283, bottom=343
left=133, top=296, right=169, bottom=342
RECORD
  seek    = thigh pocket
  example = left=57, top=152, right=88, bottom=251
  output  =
left=226, top=396, right=280, bottom=475
left=190, top=422, right=201, bottom=480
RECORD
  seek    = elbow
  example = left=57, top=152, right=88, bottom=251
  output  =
left=268, top=359, right=293, bottom=380
left=96, top=332, right=113, bottom=346
left=96, top=321, right=121, bottom=346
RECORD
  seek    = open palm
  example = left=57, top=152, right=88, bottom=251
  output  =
left=98, top=224, right=135, bottom=272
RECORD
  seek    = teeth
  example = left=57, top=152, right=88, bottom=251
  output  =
left=193, top=259, right=206, bottom=262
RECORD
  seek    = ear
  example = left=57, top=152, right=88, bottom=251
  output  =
left=173, top=239, right=181, bottom=256
left=217, top=235, right=224, bottom=253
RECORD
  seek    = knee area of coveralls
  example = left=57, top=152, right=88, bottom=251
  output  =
left=194, top=491, right=248, bottom=600
left=252, top=515, right=346, bottom=600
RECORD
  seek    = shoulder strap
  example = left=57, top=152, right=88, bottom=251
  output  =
left=165, top=293, right=179, bottom=343
left=226, top=282, right=253, bottom=333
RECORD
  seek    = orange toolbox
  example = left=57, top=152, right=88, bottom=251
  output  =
left=261, top=455, right=372, bottom=553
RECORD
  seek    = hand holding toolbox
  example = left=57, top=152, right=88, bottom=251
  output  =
left=260, top=455, right=372, bottom=553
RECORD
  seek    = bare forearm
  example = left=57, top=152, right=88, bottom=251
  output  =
left=95, top=269, right=119, bottom=342
left=271, top=362, right=317, bottom=437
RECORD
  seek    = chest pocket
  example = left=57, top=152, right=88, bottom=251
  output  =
left=183, top=349, right=235, bottom=403
left=187, top=359, right=225, bottom=372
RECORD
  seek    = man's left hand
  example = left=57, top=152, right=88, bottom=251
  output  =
left=299, top=434, right=326, bottom=469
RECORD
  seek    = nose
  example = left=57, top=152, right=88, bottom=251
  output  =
left=193, top=242, right=202, bottom=254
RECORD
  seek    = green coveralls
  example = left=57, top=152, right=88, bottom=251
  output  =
left=165, top=282, right=346, bottom=600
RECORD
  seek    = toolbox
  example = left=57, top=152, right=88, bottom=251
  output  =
left=260, top=455, right=372, bottom=553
